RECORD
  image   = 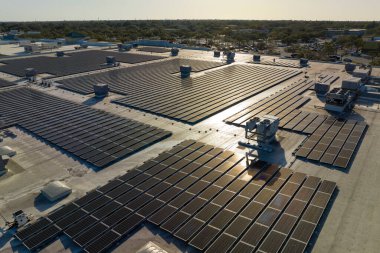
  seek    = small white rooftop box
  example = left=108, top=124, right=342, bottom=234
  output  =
left=41, top=181, right=72, bottom=202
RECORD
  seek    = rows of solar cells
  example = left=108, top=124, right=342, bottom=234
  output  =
left=253, top=59, right=302, bottom=69
left=16, top=140, right=337, bottom=253
left=295, top=119, right=367, bottom=169
left=0, top=88, right=171, bottom=168
left=0, top=78, right=17, bottom=88
left=110, top=64, right=300, bottom=124
left=59, top=60, right=300, bottom=124
left=0, top=50, right=165, bottom=77
left=225, top=79, right=315, bottom=127
left=58, top=58, right=225, bottom=95
left=138, top=46, right=171, bottom=53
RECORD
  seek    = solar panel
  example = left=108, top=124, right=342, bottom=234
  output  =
left=57, top=61, right=300, bottom=124
left=0, top=88, right=171, bottom=168
left=296, top=120, right=367, bottom=169
left=0, top=50, right=165, bottom=77
left=15, top=141, right=337, bottom=253
left=225, top=78, right=313, bottom=127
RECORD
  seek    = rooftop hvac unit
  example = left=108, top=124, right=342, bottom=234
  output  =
left=226, top=52, right=235, bottom=63
left=56, top=51, right=64, bottom=57
left=300, top=58, right=309, bottom=66
left=180, top=65, right=192, bottom=78
left=315, top=82, right=330, bottom=95
left=106, top=56, right=116, bottom=65
left=342, top=77, right=362, bottom=91
left=352, top=68, right=370, bottom=81
left=253, top=55, right=261, bottom=62
left=118, top=43, right=133, bottom=51
left=345, top=63, right=356, bottom=72
left=25, top=68, right=37, bottom=78
left=214, top=51, right=221, bottom=57
left=93, top=83, right=109, bottom=98
left=325, top=88, right=356, bottom=112
left=171, top=48, right=179, bottom=56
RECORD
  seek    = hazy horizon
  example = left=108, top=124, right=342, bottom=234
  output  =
left=0, top=0, right=379, bottom=22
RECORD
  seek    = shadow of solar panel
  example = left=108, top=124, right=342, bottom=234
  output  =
left=0, top=88, right=171, bottom=168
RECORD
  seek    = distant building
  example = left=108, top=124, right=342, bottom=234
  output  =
left=65, top=32, right=87, bottom=44
left=326, top=28, right=366, bottom=38
left=232, top=28, right=269, bottom=34
left=363, top=41, right=380, bottom=54
left=26, top=31, right=41, bottom=35
left=347, top=29, right=366, bottom=37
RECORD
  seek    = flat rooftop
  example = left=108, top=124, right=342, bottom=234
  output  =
left=0, top=48, right=379, bottom=253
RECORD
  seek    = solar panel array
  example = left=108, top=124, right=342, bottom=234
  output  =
left=0, top=50, right=165, bottom=77
left=253, top=59, right=302, bottom=69
left=296, top=119, right=367, bottom=169
left=138, top=46, right=171, bottom=53
left=0, top=78, right=17, bottom=89
left=0, top=88, right=171, bottom=168
left=58, top=58, right=225, bottom=95
left=16, top=140, right=337, bottom=253
left=225, top=79, right=314, bottom=127
left=58, top=60, right=300, bottom=124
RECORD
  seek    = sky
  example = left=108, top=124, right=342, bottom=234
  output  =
left=0, top=0, right=379, bottom=21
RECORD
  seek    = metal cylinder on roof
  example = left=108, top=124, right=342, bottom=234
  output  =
left=171, top=48, right=179, bottom=56
left=180, top=65, right=192, bottom=78
left=300, top=58, right=309, bottom=66
left=253, top=55, right=261, bottom=62
left=106, top=56, right=116, bottom=65
left=93, top=83, right=109, bottom=98
left=25, top=68, right=37, bottom=78
left=345, top=63, right=356, bottom=72
left=226, top=52, right=235, bottom=63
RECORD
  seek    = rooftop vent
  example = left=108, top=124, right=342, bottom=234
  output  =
left=25, top=68, right=37, bottom=78
left=345, top=63, right=356, bottom=72
left=171, top=48, right=179, bottom=56
left=226, top=52, right=235, bottom=63
left=300, top=58, right=309, bottom=66
left=180, top=65, right=192, bottom=78
left=315, top=82, right=330, bottom=95
left=41, top=181, right=72, bottom=202
left=106, top=56, right=116, bottom=65
left=93, top=83, right=109, bottom=98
